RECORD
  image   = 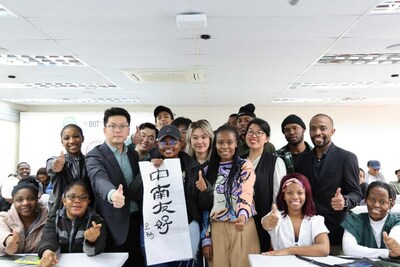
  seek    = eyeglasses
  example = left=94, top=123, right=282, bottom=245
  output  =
left=106, top=124, right=129, bottom=131
left=159, top=140, right=179, bottom=147
left=66, top=194, right=89, bottom=202
left=246, top=130, right=265, bottom=137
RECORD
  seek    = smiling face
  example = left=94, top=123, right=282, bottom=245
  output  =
left=13, top=188, right=38, bottom=219
left=309, top=115, right=335, bottom=150
left=245, top=123, right=268, bottom=151
left=366, top=186, right=392, bottom=221
left=17, top=163, right=31, bottom=179
left=62, top=184, right=90, bottom=220
left=216, top=130, right=237, bottom=162
left=61, top=126, right=84, bottom=156
left=156, top=111, right=173, bottom=129
left=158, top=136, right=181, bottom=158
left=136, top=127, right=156, bottom=154
left=191, top=128, right=211, bottom=155
left=283, top=182, right=305, bottom=213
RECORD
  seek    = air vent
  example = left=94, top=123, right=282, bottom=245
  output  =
left=122, top=69, right=205, bottom=83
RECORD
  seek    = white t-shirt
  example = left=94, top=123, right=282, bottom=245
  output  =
left=268, top=212, right=329, bottom=250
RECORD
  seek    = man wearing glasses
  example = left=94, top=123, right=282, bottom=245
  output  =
left=86, top=107, right=144, bottom=267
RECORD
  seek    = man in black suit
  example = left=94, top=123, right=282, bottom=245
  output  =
left=86, top=107, right=144, bottom=266
left=298, top=113, right=362, bottom=254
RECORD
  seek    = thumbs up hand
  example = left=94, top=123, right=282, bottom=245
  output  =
left=5, top=229, right=21, bottom=255
left=261, top=204, right=280, bottom=231
left=331, top=187, right=345, bottom=211
left=84, top=221, right=103, bottom=243
left=52, top=151, right=66, bottom=173
left=383, top=231, right=400, bottom=257
left=195, top=170, right=207, bottom=192
left=111, top=184, right=125, bottom=208
left=132, top=126, right=141, bottom=145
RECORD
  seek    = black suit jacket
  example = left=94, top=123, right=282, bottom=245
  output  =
left=298, top=142, right=362, bottom=246
left=85, top=142, right=140, bottom=246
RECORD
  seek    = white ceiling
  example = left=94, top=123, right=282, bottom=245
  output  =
left=0, top=0, right=399, bottom=107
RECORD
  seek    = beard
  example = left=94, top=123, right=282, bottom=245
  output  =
left=287, top=134, right=304, bottom=146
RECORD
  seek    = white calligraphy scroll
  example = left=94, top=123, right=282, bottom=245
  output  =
left=139, top=158, right=192, bottom=265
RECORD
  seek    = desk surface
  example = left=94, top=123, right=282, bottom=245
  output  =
left=248, top=254, right=353, bottom=267
left=0, top=252, right=128, bottom=267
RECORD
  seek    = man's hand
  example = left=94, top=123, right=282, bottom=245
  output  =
left=52, top=151, right=65, bottom=173
left=331, top=187, right=345, bottom=211
left=261, top=204, right=280, bottom=231
left=132, top=126, right=141, bottom=145
left=5, top=229, right=20, bottom=255
left=195, top=170, right=207, bottom=192
left=202, top=245, right=213, bottom=261
left=41, top=249, right=59, bottom=267
left=84, top=221, right=102, bottom=243
left=111, top=184, right=125, bottom=208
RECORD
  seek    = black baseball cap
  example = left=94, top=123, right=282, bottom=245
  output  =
left=154, top=105, right=174, bottom=120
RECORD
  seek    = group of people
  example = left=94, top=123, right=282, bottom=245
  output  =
left=0, top=103, right=399, bottom=267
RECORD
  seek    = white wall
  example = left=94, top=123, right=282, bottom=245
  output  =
left=5, top=104, right=400, bottom=182
left=0, top=119, right=19, bottom=179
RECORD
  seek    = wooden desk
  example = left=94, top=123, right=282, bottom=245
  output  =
left=248, top=254, right=353, bottom=267
left=0, top=252, right=128, bottom=267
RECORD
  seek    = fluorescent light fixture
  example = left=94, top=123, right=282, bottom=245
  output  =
left=0, top=55, right=86, bottom=66
left=0, top=82, right=118, bottom=89
left=2, top=98, right=140, bottom=105
left=371, top=1, right=400, bottom=14
left=290, top=81, right=400, bottom=90
left=318, top=53, right=400, bottom=65
left=290, top=82, right=379, bottom=90
left=272, top=97, right=400, bottom=103
left=0, top=4, right=17, bottom=17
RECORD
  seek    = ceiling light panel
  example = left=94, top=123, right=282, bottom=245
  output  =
left=371, top=1, right=400, bottom=14
left=290, top=82, right=379, bottom=90
left=272, top=97, right=400, bottom=103
left=2, top=98, right=139, bottom=105
left=318, top=53, right=400, bottom=65
left=0, top=55, right=86, bottom=66
left=0, top=82, right=117, bottom=89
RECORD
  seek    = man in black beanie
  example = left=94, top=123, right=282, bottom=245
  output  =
left=236, top=103, right=275, bottom=157
left=273, top=114, right=312, bottom=173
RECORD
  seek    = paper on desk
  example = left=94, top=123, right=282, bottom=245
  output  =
left=248, top=254, right=353, bottom=267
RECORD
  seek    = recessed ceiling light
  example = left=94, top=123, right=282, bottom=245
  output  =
left=318, top=53, right=400, bottom=65
left=1, top=98, right=140, bottom=105
left=0, top=55, right=86, bottom=66
left=0, top=82, right=117, bottom=89
left=272, top=97, right=400, bottom=103
left=371, top=1, right=400, bottom=14
left=290, top=82, right=378, bottom=90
